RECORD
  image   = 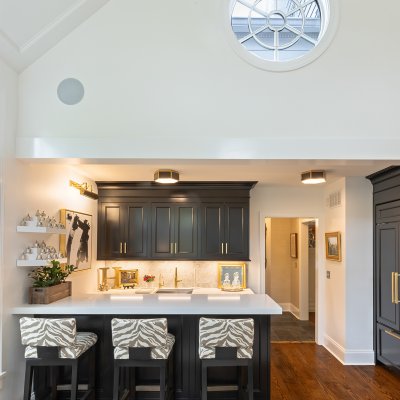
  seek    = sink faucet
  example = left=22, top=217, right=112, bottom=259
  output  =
left=159, top=273, right=165, bottom=288
left=174, top=267, right=182, bottom=288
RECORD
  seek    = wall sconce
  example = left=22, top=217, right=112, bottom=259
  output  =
left=154, top=169, right=179, bottom=184
left=301, top=170, right=326, bottom=184
left=69, top=180, right=99, bottom=200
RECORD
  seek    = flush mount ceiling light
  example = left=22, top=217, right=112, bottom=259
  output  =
left=69, top=180, right=99, bottom=200
left=154, top=169, right=179, bottom=184
left=301, top=170, right=326, bottom=185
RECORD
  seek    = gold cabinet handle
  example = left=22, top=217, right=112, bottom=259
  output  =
left=221, top=243, right=224, bottom=254
left=120, top=242, right=123, bottom=254
left=395, top=272, right=399, bottom=305
left=174, top=242, right=177, bottom=254
left=170, top=242, right=173, bottom=254
left=385, top=329, right=400, bottom=341
left=225, top=242, right=228, bottom=254
left=124, top=242, right=127, bottom=254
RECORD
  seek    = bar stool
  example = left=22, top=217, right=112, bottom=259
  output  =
left=19, top=317, right=97, bottom=400
left=111, top=318, right=175, bottom=400
left=199, top=317, right=254, bottom=400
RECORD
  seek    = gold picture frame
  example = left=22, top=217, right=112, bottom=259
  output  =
left=218, top=262, right=246, bottom=289
left=325, top=231, right=341, bottom=261
left=118, top=269, right=139, bottom=288
left=290, top=233, right=298, bottom=258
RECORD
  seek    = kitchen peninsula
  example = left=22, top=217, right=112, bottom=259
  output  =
left=12, top=292, right=281, bottom=400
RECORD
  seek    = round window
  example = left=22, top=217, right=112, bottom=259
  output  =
left=229, top=0, right=336, bottom=71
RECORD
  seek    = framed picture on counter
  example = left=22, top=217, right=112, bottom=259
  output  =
left=218, top=262, right=246, bottom=290
left=325, top=231, right=341, bottom=261
left=60, top=209, right=92, bottom=271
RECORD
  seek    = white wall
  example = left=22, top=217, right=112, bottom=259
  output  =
left=344, top=177, right=374, bottom=364
left=323, top=178, right=346, bottom=360
left=1, top=162, right=100, bottom=398
left=16, top=0, right=400, bottom=160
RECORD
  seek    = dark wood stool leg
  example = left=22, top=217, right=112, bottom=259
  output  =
left=168, top=352, right=174, bottom=400
left=50, top=366, right=58, bottom=399
left=89, top=346, right=96, bottom=399
left=201, top=363, right=207, bottom=400
left=159, top=364, right=166, bottom=400
left=247, top=362, right=253, bottom=400
left=70, top=360, right=78, bottom=400
left=129, top=367, right=136, bottom=400
left=113, top=362, right=120, bottom=400
left=23, top=362, right=33, bottom=400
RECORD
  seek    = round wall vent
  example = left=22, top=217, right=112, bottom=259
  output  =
left=57, top=78, right=85, bottom=105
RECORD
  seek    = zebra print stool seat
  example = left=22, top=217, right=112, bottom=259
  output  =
left=111, top=318, right=175, bottom=400
left=199, top=317, right=254, bottom=400
left=20, top=317, right=97, bottom=400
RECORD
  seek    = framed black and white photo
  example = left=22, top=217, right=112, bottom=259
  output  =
left=60, top=209, right=92, bottom=271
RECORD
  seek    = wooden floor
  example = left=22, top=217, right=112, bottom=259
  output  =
left=271, top=343, right=400, bottom=400
left=271, top=312, right=315, bottom=342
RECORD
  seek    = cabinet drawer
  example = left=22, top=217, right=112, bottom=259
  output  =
left=377, top=323, right=400, bottom=368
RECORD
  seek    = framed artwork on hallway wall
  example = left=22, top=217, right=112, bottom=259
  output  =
left=290, top=233, right=298, bottom=258
left=60, top=209, right=92, bottom=271
left=325, top=231, right=341, bottom=261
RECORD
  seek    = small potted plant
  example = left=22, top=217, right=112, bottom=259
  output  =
left=143, top=274, right=155, bottom=288
left=28, top=260, right=76, bottom=304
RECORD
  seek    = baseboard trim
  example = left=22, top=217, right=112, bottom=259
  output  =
left=324, top=335, right=375, bottom=365
left=278, top=303, right=300, bottom=319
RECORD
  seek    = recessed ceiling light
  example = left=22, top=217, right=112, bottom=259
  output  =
left=154, top=169, right=179, bottom=184
left=301, top=170, right=326, bottom=184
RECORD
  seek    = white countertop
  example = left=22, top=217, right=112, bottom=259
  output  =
left=11, top=289, right=282, bottom=315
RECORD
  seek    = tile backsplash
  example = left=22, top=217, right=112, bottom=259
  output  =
left=103, top=260, right=220, bottom=288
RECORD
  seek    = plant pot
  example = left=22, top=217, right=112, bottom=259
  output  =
left=29, top=281, right=72, bottom=304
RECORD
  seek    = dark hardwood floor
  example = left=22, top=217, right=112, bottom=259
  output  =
left=271, top=343, right=400, bottom=400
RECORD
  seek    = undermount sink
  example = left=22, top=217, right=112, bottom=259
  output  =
left=156, top=288, right=193, bottom=294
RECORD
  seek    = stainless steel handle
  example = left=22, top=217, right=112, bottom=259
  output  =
left=225, top=242, right=228, bottom=254
left=174, top=242, right=177, bottom=254
left=124, top=242, right=127, bottom=254
left=120, top=242, right=123, bottom=254
left=385, top=329, right=400, bottom=341
left=221, top=243, right=224, bottom=254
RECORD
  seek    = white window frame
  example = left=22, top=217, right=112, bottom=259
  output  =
left=223, top=0, right=340, bottom=71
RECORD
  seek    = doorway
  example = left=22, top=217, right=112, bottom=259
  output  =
left=265, top=217, right=317, bottom=342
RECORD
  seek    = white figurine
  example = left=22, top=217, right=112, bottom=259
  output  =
left=232, top=272, right=241, bottom=287
left=222, top=272, right=231, bottom=287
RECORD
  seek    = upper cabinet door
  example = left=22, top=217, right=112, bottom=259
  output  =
left=151, top=204, right=174, bottom=258
left=225, top=203, right=249, bottom=259
left=201, top=204, right=224, bottom=259
left=98, top=203, right=124, bottom=260
left=376, top=222, right=400, bottom=331
left=125, top=203, right=150, bottom=258
left=174, top=204, right=198, bottom=259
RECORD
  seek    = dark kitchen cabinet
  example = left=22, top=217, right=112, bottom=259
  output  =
left=367, top=167, right=400, bottom=369
left=97, top=202, right=150, bottom=260
left=96, top=181, right=256, bottom=261
left=151, top=203, right=199, bottom=259
left=201, top=202, right=249, bottom=260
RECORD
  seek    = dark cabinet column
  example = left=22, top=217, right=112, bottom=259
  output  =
left=376, top=223, right=400, bottom=331
left=201, top=204, right=224, bottom=259
left=225, top=203, right=248, bottom=258
left=125, top=203, right=150, bottom=258
left=152, top=204, right=173, bottom=258
left=174, top=204, right=198, bottom=258
left=98, top=204, right=124, bottom=260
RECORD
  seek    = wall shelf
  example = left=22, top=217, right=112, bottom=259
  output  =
left=17, top=226, right=66, bottom=234
left=16, top=258, right=68, bottom=267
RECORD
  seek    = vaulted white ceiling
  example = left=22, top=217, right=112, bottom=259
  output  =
left=0, top=0, right=109, bottom=71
